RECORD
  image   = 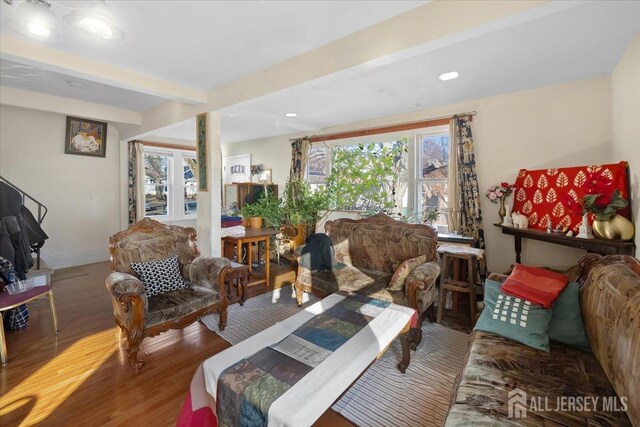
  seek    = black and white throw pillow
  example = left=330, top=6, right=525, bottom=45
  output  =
left=131, top=255, right=186, bottom=297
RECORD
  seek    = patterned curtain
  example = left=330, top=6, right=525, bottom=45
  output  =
left=452, top=117, right=485, bottom=249
left=289, top=138, right=310, bottom=182
left=127, top=140, right=145, bottom=225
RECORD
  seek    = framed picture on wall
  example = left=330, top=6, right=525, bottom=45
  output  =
left=257, top=169, right=272, bottom=183
left=64, top=116, right=107, bottom=157
left=222, top=154, right=251, bottom=184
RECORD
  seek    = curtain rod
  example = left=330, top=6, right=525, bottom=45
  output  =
left=290, top=111, right=476, bottom=143
left=134, top=140, right=196, bottom=152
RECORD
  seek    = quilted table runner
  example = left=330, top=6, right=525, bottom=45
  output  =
left=202, top=292, right=415, bottom=427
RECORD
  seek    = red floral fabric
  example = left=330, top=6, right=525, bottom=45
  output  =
left=511, top=162, right=629, bottom=233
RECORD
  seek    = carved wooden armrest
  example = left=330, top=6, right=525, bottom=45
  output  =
left=105, top=272, right=148, bottom=329
left=189, top=256, right=231, bottom=293
left=404, top=261, right=440, bottom=312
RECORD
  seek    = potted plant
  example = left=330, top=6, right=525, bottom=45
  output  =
left=240, top=192, right=282, bottom=229
left=281, top=179, right=328, bottom=246
left=563, top=173, right=632, bottom=240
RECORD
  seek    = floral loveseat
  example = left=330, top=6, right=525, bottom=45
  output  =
left=106, top=218, right=230, bottom=370
left=294, top=213, right=440, bottom=348
left=445, top=254, right=639, bottom=426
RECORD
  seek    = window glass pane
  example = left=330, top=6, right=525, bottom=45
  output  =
left=307, top=146, right=328, bottom=183
left=183, top=157, right=198, bottom=215
left=144, top=154, right=170, bottom=216
left=421, top=135, right=449, bottom=179
left=325, top=139, right=409, bottom=213
left=421, top=182, right=448, bottom=226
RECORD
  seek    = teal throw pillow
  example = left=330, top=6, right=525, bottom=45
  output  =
left=548, top=282, right=591, bottom=351
left=475, top=279, right=553, bottom=352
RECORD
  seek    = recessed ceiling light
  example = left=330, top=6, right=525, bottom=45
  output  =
left=9, top=0, right=63, bottom=41
left=64, top=1, right=123, bottom=40
left=284, top=113, right=297, bottom=118
left=438, top=71, right=459, bottom=81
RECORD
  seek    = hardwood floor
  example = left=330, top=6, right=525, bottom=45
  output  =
left=0, top=261, right=351, bottom=426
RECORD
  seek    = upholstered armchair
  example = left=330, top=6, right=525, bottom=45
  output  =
left=294, top=213, right=440, bottom=349
left=106, top=218, right=230, bottom=370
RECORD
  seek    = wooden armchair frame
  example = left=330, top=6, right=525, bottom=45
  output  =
left=107, top=218, right=230, bottom=370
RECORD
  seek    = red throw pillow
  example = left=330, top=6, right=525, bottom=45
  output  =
left=501, top=264, right=569, bottom=308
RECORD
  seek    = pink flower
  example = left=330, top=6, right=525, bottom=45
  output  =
left=489, top=192, right=497, bottom=200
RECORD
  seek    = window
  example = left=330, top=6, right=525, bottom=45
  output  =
left=143, top=147, right=197, bottom=220
left=416, top=129, right=450, bottom=228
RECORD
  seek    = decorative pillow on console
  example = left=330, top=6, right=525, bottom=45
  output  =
left=548, top=282, right=591, bottom=351
left=475, top=279, right=553, bottom=352
left=388, top=255, right=427, bottom=291
left=131, top=255, right=186, bottom=297
left=501, top=264, right=569, bottom=308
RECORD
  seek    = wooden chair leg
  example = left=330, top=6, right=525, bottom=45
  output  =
left=125, top=331, right=145, bottom=371
left=218, top=308, right=227, bottom=331
left=48, top=290, right=59, bottom=333
left=0, top=313, right=7, bottom=365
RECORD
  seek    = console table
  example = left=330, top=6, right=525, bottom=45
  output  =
left=495, top=223, right=636, bottom=263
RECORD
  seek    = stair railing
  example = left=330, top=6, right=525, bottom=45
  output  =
left=0, top=175, right=48, bottom=269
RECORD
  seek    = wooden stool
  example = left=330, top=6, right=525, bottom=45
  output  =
left=224, top=262, right=250, bottom=306
left=437, top=251, right=480, bottom=327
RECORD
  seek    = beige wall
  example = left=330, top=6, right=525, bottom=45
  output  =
left=612, top=33, right=640, bottom=249
left=0, top=105, right=122, bottom=268
left=223, top=76, right=613, bottom=273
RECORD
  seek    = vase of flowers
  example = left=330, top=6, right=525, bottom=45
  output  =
left=563, top=172, right=633, bottom=240
left=486, top=182, right=514, bottom=222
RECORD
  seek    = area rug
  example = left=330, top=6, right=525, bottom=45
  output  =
left=200, top=285, right=318, bottom=344
left=51, top=266, right=88, bottom=282
left=201, top=287, right=469, bottom=427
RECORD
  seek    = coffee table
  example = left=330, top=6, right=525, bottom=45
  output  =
left=178, top=292, right=416, bottom=427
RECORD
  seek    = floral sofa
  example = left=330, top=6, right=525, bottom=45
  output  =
left=106, top=218, right=230, bottom=370
left=445, top=254, right=639, bottom=426
left=294, top=213, right=440, bottom=348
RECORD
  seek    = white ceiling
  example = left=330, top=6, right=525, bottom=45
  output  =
left=147, top=1, right=640, bottom=144
left=0, top=0, right=425, bottom=90
left=0, top=58, right=167, bottom=110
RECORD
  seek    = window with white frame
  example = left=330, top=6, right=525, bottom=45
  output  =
left=416, top=127, right=450, bottom=228
left=143, top=147, right=197, bottom=220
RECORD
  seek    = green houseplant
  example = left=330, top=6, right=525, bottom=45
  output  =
left=281, top=179, right=328, bottom=243
left=239, top=192, right=282, bottom=229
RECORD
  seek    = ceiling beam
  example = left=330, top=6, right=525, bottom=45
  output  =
left=0, top=86, right=141, bottom=125
left=126, top=0, right=562, bottom=140
left=0, top=35, right=207, bottom=105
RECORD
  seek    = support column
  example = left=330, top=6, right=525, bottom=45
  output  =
left=196, top=111, right=222, bottom=257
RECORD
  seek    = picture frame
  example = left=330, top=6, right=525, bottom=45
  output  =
left=257, top=169, right=272, bottom=183
left=196, top=113, right=208, bottom=191
left=64, top=116, right=107, bottom=157
left=222, top=154, right=251, bottom=184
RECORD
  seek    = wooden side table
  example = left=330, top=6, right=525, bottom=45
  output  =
left=221, top=228, right=279, bottom=289
left=224, top=262, right=250, bottom=305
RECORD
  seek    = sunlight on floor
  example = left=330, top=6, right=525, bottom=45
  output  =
left=270, top=286, right=309, bottom=304
left=0, top=328, right=117, bottom=424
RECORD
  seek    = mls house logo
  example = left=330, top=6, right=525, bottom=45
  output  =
left=508, top=388, right=528, bottom=419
